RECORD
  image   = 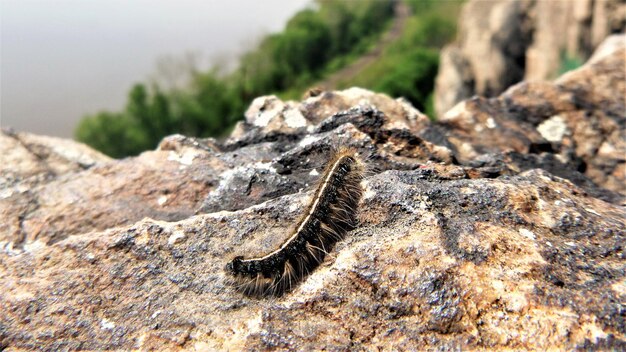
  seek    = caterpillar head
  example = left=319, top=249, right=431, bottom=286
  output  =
left=225, top=256, right=244, bottom=274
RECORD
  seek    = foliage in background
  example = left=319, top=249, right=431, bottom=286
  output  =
left=336, top=0, right=459, bottom=116
left=76, top=0, right=394, bottom=157
left=558, top=51, right=584, bottom=77
left=76, top=0, right=460, bottom=158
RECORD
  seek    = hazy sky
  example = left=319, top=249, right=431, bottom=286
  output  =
left=0, top=0, right=311, bottom=138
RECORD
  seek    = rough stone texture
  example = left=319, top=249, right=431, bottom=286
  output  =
left=0, top=132, right=222, bottom=246
left=232, top=87, right=432, bottom=139
left=434, top=0, right=626, bottom=117
left=0, top=129, right=112, bottom=189
left=437, top=37, right=626, bottom=199
left=1, top=37, right=624, bottom=350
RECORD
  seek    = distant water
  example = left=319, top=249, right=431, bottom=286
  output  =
left=0, top=0, right=311, bottom=138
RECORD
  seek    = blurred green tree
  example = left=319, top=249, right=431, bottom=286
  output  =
left=77, top=0, right=443, bottom=158
left=373, top=49, right=439, bottom=112
left=75, top=111, right=148, bottom=158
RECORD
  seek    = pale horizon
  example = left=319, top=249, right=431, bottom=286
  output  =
left=0, top=0, right=311, bottom=138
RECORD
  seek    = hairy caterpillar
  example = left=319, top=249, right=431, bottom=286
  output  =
left=225, top=148, right=365, bottom=297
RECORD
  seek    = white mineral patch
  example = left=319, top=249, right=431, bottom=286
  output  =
left=612, top=280, right=626, bottom=295
left=299, top=135, right=320, bottom=147
left=288, top=196, right=308, bottom=213
left=157, top=195, right=168, bottom=206
left=505, top=293, right=528, bottom=312
left=100, top=318, right=115, bottom=330
left=253, top=111, right=274, bottom=127
left=23, top=240, right=46, bottom=253
left=459, top=142, right=477, bottom=158
left=284, top=107, right=307, bottom=128
left=245, top=96, right=283, bottom=127
left=167, top=149, right=199, bottom=167
left=168, top=231, right=186, bottom=245
left=537, top=115, right=568, bottom=142
left=519, top=228, right=536, bottom=240
left=442, top=101, right=468, bottom=121
left=0, top=241, right=21, bottom=255
left=253, top=162, right=277, bottom=173
left=362, top=182, right=376, bottom=200
left=253, top=100, right=284, bottom=127
left=537, top=199, right=557, bottom=229
left=598, top=141, right=616, bottom=156
left=551, top=155, right=567, bottom=165
left=402, top=203, right=420, bottom=214
left=0, top=188, right=13, bottom=199
left=245, top=314, right=263, bottom=335
left=342, top=87, right=374, bottom=99
left=179, top=150, right=197, bottom=165
left=491, top=279, right=505, bottom=292
left=213, top=166, right=245, bottom=195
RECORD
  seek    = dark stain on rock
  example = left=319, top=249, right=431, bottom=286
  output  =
left=419, top=180, right=520, bottom=264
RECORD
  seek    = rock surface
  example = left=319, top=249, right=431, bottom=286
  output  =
left=1, top=37, right=624, bottom=350
left=437, top=35, right=626, bottom=201
left=434, top=0, right=626, bottom=116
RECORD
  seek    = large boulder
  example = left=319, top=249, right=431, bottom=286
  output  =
left=0, top=36, right=624, bottom=350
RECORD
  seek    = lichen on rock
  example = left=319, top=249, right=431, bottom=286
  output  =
left=0, top=36, right=624, bottom=351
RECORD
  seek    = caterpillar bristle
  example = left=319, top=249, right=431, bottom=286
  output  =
left=225, top=147, right=365, bottom=298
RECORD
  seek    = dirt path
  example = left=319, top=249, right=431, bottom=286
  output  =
left=317, top=1, right=411, bottom=90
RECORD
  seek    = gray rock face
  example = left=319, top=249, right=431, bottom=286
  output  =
left=434, top=0, right=626, bottom=117
left=0, top=37, right=624, bottom=350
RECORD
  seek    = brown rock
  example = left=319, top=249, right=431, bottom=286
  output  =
left=1, top=169, right=623, bottom=350
left=0, top=36, right=624, bottom=351
left=0, top=133, right=222, bottom=245
left=0, top=128, right=111, bottom=187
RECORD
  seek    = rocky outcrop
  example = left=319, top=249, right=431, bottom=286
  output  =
left=436, top=35, right=626, bottom=200
left=434, top=0, right=626, bottom=117
left=0, top=37, right=624, bottom=350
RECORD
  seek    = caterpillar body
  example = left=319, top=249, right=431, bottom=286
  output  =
left=225, top=148, right=365, bottom=297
